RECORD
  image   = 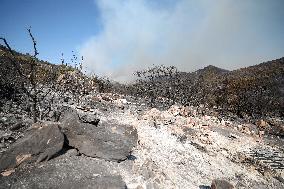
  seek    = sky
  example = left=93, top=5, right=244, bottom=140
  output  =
left=1, top=0, right=284, bottom=82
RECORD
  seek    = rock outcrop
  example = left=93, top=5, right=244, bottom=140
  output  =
left=0, top=123, right=64, bottom=172
left=60, top=108, right=138, bottom=161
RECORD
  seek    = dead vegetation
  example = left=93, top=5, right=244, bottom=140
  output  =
left=126, top=61, right=284, bottom=120
left=0, top=29, right=111, bottom=123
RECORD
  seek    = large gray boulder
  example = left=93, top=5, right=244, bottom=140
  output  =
left=0, top=123, right=64, bottom=172
left=60, top=109, right=137, bottom=161
left=0, top=154, right=128, bottom=189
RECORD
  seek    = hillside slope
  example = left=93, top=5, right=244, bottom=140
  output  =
left=0, top=45, right=283, bottom=188
left=129, top=58, right=284, bottom=119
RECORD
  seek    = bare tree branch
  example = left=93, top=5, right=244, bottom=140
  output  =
left=0, top=37, right=14, bottom=56
left=27, top=27, right=39, bottom=57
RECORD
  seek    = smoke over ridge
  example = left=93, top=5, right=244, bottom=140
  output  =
left=80, top=0, right=284, bottom=82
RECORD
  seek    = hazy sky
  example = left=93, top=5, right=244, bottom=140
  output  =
left=1, top=0, right=284, bottom=82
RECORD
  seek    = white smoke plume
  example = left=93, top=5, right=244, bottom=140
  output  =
left=80, top=0, right=284, bottom=82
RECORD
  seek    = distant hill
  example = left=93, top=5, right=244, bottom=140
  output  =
left=219, top=58, right=284, bottom=117
left=129, top=58, right=284, bottom=119
left=195, top=65, right=229, bottom=75
left=187, top=58, right=284, bottom=118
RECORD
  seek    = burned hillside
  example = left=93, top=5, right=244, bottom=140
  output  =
left=128, top=59, right=284, bottom=120
left=0, top=42, right=284, bottom=188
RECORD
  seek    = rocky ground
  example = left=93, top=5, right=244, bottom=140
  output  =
left=0, top=92, right=284, bottom=189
